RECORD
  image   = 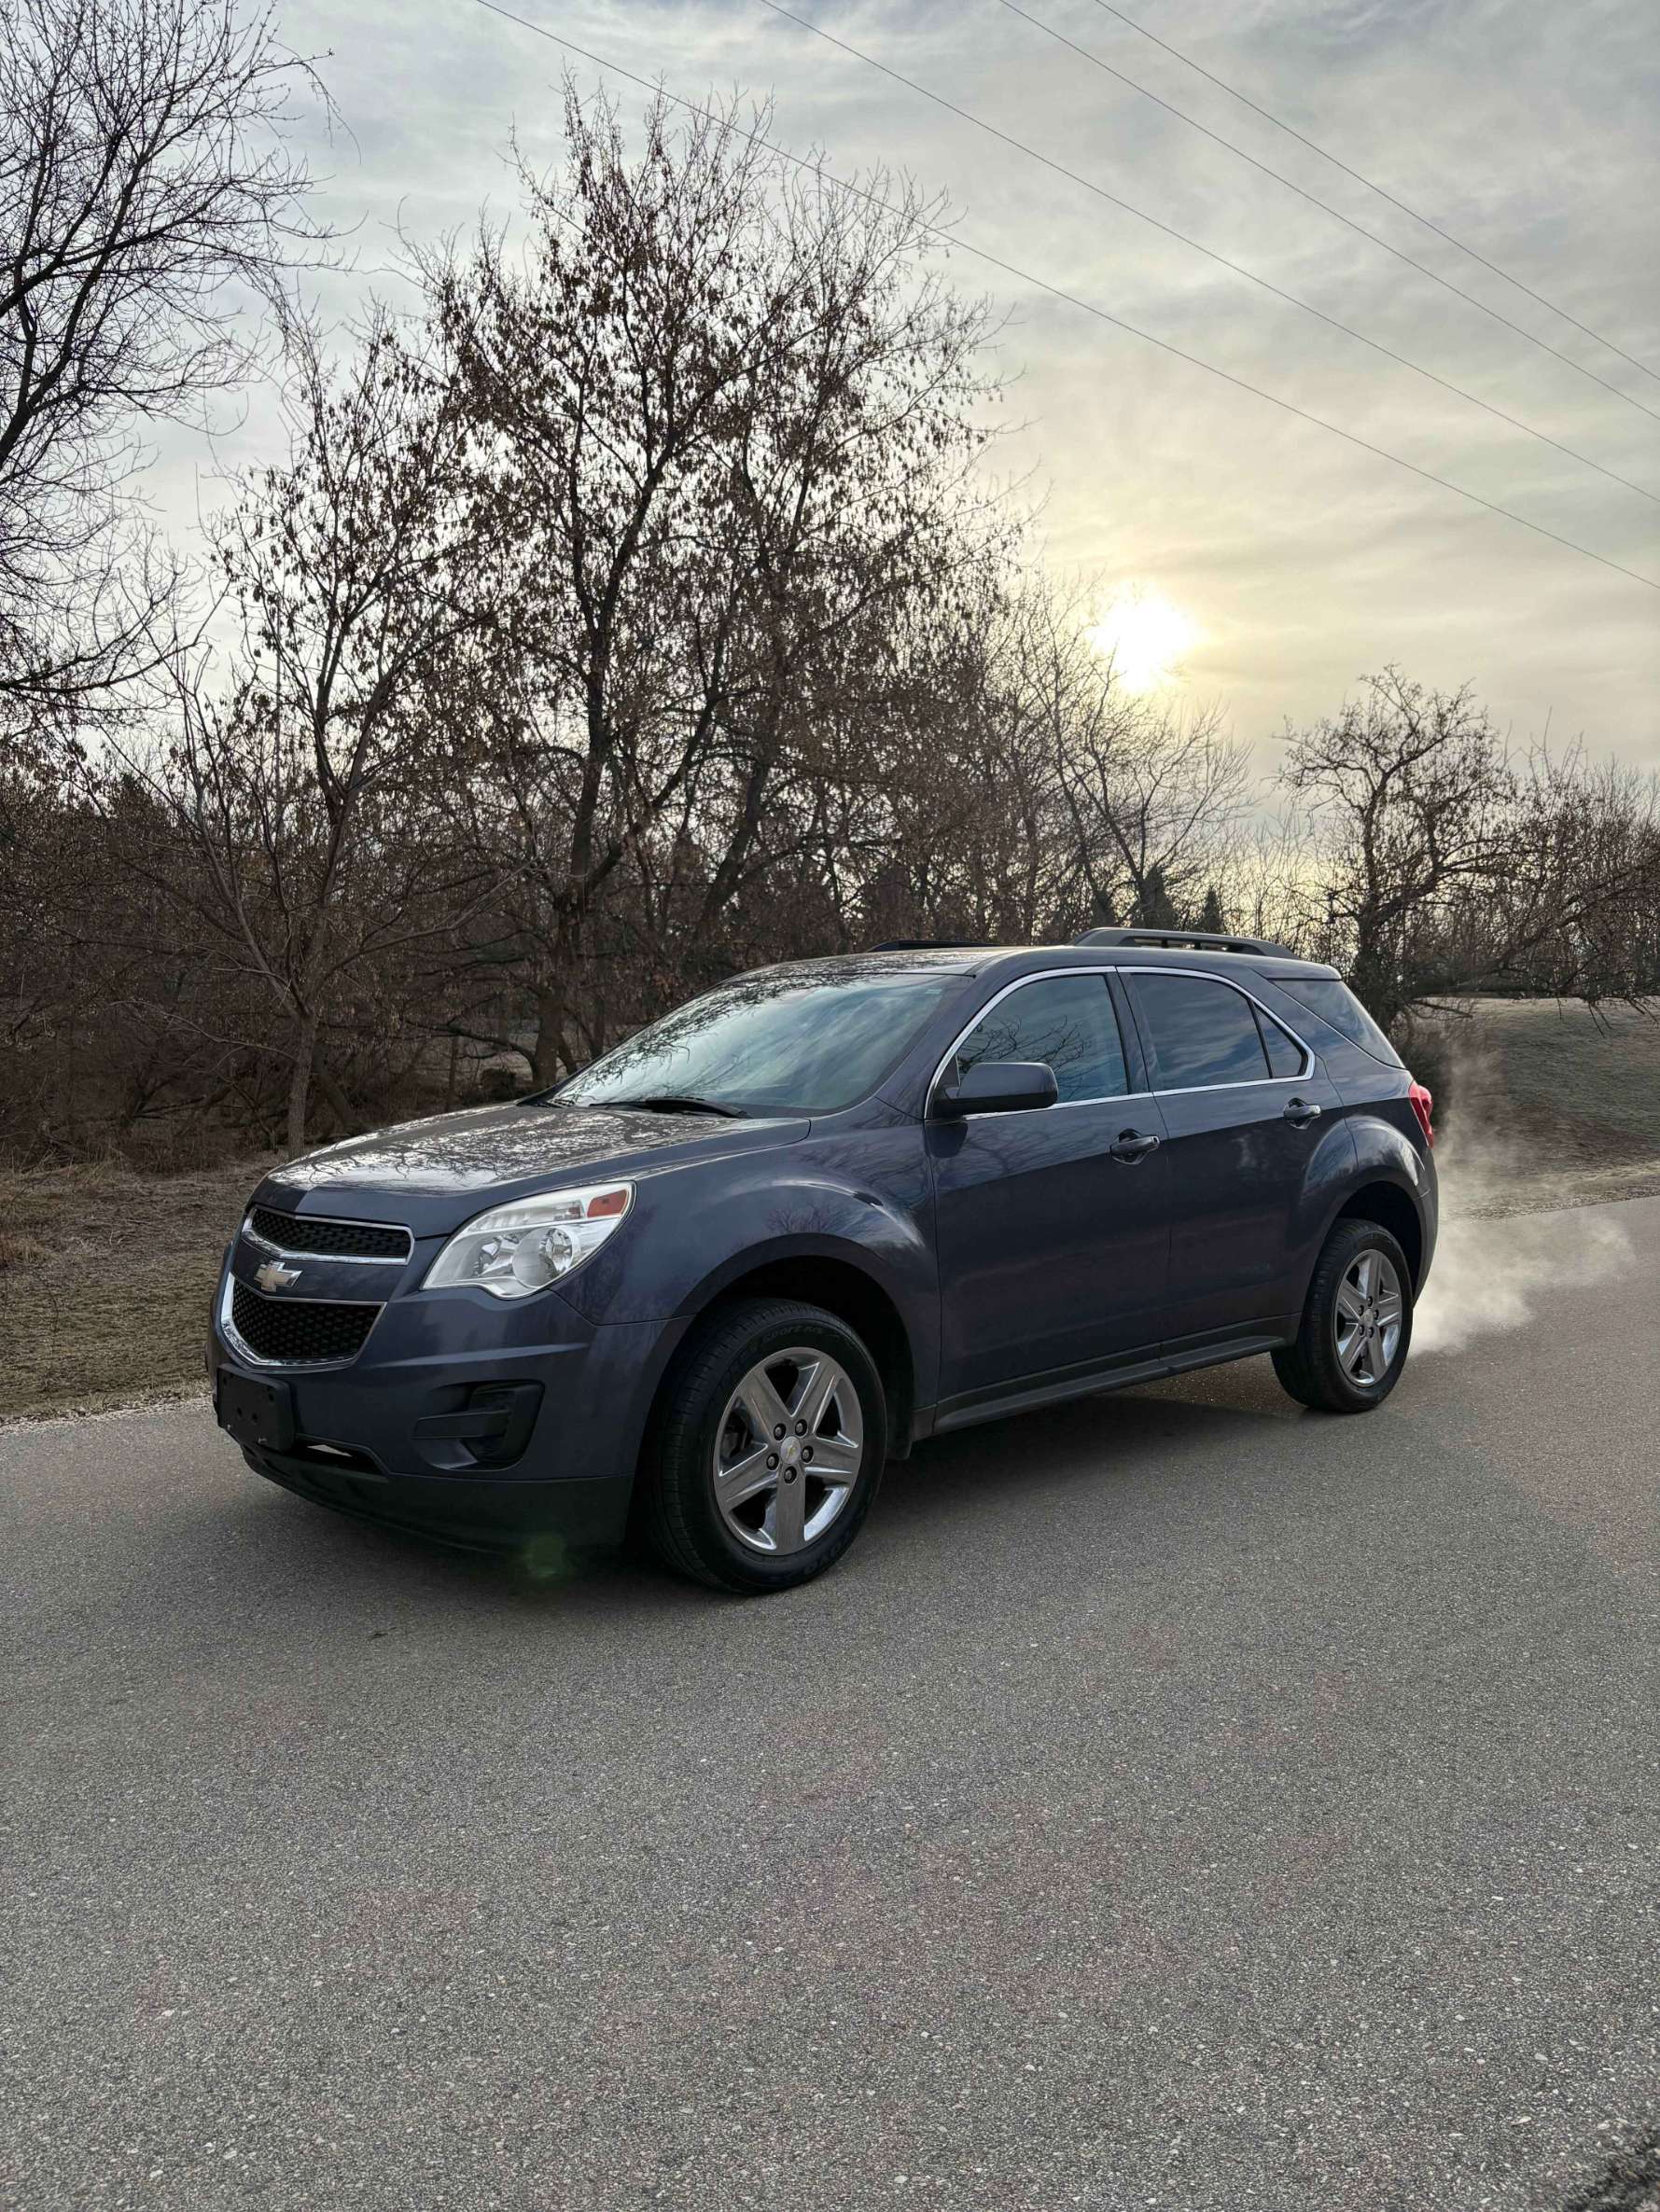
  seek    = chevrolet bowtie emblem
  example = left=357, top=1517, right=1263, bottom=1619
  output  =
left=254, top=1259, right=302, bottom=1293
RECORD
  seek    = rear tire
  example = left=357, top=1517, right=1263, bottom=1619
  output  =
left=641, top=1298, right=887, bottom=1593
left=1272, top=1217, right=1413, bottom=1414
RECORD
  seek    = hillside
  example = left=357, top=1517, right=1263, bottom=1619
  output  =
left=1414, top=997, right=1660, bottom=1217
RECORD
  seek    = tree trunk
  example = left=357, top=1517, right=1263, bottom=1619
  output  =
left=531, top=981, right=567, bottom=1088
left=1348, top=939, right=1403, bottom=1034
left=314, top=1061, right=355, bottom=1136
left=286, top=1010, right=318, bottom=1157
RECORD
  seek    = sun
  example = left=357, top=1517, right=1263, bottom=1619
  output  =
left=1085, top=586, right=1201, bottom=694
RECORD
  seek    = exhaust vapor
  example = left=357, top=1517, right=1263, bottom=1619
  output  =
left=1409, top=1033, right=1633, bottom=1355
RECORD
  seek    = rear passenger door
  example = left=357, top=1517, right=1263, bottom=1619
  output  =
left=929, top=971, right=1171, bottom=1408
left=1123, top=969, right=1339, bottom=1347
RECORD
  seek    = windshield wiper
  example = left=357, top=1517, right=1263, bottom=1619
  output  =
left=602, top=1093, right=747, bottom=1119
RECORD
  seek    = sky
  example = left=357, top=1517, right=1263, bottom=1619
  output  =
left=165, top=0, right=1660, bottom=772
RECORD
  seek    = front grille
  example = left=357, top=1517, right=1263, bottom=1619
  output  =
left=230, top=1280, right=381, bottom=1365
left=248, top=1206, right=410, bottom=1260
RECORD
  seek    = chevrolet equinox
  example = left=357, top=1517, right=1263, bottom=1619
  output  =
left=210, top=929, right=1438, bottom=1593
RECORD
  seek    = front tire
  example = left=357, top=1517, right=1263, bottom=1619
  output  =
left=641, top=1298, right=887, bottom=1593
left=1272, top=1217, right=1413, bottom=1414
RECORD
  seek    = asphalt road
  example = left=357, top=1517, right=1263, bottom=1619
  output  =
left=5, top=1199, right=1658, bottom=2212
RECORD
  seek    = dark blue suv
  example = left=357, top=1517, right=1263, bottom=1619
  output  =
left=210, top=930, right=1438, bottom=1593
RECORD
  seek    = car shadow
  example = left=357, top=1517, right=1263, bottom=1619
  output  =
left=876, top=1358, right=1307, bottom=1526
left=201, top=1353, right=1315, bottom=1622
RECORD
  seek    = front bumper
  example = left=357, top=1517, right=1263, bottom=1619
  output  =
left=209, top=1236, right=681, bottom=1554
left=232, top=1440, right=638, bottom=1556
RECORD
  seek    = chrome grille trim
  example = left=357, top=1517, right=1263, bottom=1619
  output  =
left=242, top=1206, right=412, bottom=1264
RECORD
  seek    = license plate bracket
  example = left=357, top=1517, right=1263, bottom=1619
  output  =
left=216, top=1369, right=295, bottom=1453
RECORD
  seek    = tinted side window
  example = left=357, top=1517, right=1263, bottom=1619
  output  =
left=955, top=976, right=1128, bottom=1105
left=1255, top=1007, right=1305, bottom=1078
left=1134, top=975, right=1271, bottom=1089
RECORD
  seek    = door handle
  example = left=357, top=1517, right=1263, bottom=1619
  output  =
left=1110, top=1129, right=1161, bottom=1162
left=1283, top=1096, right=1322, bottom=1128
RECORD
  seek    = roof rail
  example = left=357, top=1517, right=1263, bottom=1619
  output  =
left=869, top=938, right=994, bottom=953
left=1073, top=925, right=1301, bottom=960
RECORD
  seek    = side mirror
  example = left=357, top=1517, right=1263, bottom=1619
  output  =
left=934, top=1060, right=1059, bottom=1119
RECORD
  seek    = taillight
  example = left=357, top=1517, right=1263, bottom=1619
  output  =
left=1407, top=1079, right=1434, bottom=1148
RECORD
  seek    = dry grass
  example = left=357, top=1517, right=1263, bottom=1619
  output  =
left=0, top=1155, right=279, bottom=1422
left=1415, top=997, right=1660, bottom=1216
left=1454, top=997, right=1660, bottom=1162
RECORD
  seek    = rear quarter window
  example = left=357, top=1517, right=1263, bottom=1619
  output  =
left=1269, top=977, right=1402, bottom=1066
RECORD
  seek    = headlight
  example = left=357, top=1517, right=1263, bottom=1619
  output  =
left=423, top=1182, right=634, bottom=1300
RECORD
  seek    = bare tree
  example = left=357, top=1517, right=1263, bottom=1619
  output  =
left=114, top=314, right=488, bottom=1152
left=1283, top=669, right=1515, bottom=1026
left=1477, top=750, right=1660, bottom=1004
left=1031, top=592, right=1250, bottom=929
left=1284, top=667, right=1660, bottom=1026
left=423, top=85, right=1003, bottom=1079
left=1210, top=805, right=1322, bottom=956
left=0, top=0, right=328, bottom=744
left=844, top=566, right=1081, bottom=947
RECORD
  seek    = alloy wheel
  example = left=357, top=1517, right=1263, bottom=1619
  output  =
left=713, top=1347, right=864, bottom=1556
left=1333, top=1247, right=1404, bottom=1386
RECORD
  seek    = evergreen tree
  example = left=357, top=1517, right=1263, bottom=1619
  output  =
left=1136, top=866, right=1180, bottom=929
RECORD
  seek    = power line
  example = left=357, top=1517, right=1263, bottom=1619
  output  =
left=752, top=0, right=1659, bottom=508
left=993, top=0, right=1660, bottom=428
left=1083, top=0, right=1660, bottom=389
left=467, top=0, right=1660, bottom=594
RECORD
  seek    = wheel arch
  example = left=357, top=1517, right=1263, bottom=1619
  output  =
left=671, top=1244, right=919, bottom=1457
left=1332, top=1178, right=1426, bottom=1290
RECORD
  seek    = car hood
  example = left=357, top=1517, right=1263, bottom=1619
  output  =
left=255, top=1100, right=808, bottom=1230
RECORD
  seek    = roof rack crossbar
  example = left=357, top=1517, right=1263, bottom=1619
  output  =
left=1073, top=925, right=1301, bottom=960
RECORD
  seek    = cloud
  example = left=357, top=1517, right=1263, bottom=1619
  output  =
left=146, top=0, right=1660, bottom=764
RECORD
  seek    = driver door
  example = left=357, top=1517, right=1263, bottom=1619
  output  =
left=928, top=971, right=1171, bottom=1412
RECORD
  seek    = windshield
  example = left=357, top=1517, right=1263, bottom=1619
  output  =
left=554, top=968, right=963, bottom=1116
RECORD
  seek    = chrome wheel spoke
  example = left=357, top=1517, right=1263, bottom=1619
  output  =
left=738, top=1368, right=792, bottom=1443
left=715, top=1441, right=775, bottom=1509
left=794, top=1356, right=840, bottom=1436
left=1336, top=1279, right=1366, bottom=1323
left=810, top=1431, right=860, bottom=1481
left=772, top=1466, right=807, bottom=1551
